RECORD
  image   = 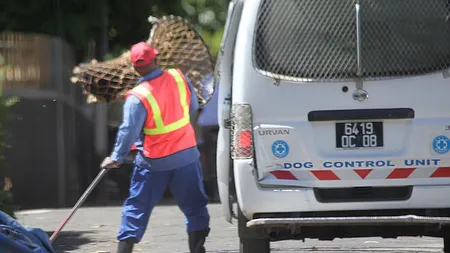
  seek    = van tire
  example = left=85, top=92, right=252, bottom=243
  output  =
left=444, top=236, right=450, bottom=253
left=240, top=238, right=270, bottom=253
left=237, top=206, right=270, bottom=253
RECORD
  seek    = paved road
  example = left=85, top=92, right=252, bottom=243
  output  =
left=16, top=203, right=445, bottom=253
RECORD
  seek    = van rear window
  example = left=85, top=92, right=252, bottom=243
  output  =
left=254, top=0, right=450, bottom=81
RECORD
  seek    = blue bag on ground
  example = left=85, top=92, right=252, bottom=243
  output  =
left=0, top=210, right=55, bottom=253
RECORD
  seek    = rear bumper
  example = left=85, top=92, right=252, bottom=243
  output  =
left=234, top=160, right=450, bottom=220
left=247, top=215, right=450, bottom=228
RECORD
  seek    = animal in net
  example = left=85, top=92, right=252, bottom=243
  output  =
left=71, top=15, right=216, bottom=106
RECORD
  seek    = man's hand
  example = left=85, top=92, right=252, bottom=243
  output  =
left=100, top=157, right=120, bottom=169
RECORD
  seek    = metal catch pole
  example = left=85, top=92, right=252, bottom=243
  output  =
left=49, top=168, right=109, bottom=244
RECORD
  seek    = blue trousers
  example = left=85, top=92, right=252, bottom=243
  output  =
left=117, top=159, right=210, bottom=243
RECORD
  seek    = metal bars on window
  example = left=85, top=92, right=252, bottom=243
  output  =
left=253, top=0, right=450, bottom=81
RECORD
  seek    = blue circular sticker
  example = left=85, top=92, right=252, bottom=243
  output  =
left=272, top=140, right=289, bottom=158
left=432, top=135, right=450, bottom=154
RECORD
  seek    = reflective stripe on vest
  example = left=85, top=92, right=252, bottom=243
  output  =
left=132, top=69, right=190, bottom=135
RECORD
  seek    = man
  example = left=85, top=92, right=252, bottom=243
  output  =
left=100, top=42, right=210, bottom=253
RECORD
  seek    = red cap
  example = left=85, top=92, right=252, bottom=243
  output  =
left=130, top=42, right=159, bottom=67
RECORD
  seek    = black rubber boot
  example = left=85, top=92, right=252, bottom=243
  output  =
left=116, top=238, right=135, bottom=253
left=188, top=228, right=210, bottom=253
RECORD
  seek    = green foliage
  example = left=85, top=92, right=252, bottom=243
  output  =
left=0, top=182, right=17, bottom=219
left=181, top=0, right=228, bottom=58
left=198, top=26, right=224, bottom=59
left=0, top=95, right=19, bottom=218
left=1, top=0, right=227, bottom=62
left=181, top=0, right=229, bottom=32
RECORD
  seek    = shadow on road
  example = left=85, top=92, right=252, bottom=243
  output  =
left=46, top=231, right=96, bottom=253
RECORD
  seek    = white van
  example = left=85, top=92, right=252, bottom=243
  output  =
left=215, top=0, right=450, bottom=252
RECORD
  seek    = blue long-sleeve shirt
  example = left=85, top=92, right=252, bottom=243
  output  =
left=110, top=68, right=200, bottom=171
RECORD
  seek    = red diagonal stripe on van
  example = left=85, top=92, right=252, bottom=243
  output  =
left=386, top=168, right=416, bottom=179
left=430, top=167, right=450, bottom=178
left=311, top=170, right=340, bottom=181
left=270, top=171, right=297, bottom=180
left=354, top=169, right=373, bottom=179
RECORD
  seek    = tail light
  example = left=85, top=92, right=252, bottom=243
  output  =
left=231, top=104, right=254, bottom=159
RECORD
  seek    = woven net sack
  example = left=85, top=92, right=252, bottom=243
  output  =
left=71, top=15, right=216, bottom=106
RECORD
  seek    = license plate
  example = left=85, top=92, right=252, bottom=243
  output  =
left=336, top=122, right=383, bottom=149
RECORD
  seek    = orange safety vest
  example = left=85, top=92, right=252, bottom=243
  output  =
left=127, top=68, right=197, bottom=158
